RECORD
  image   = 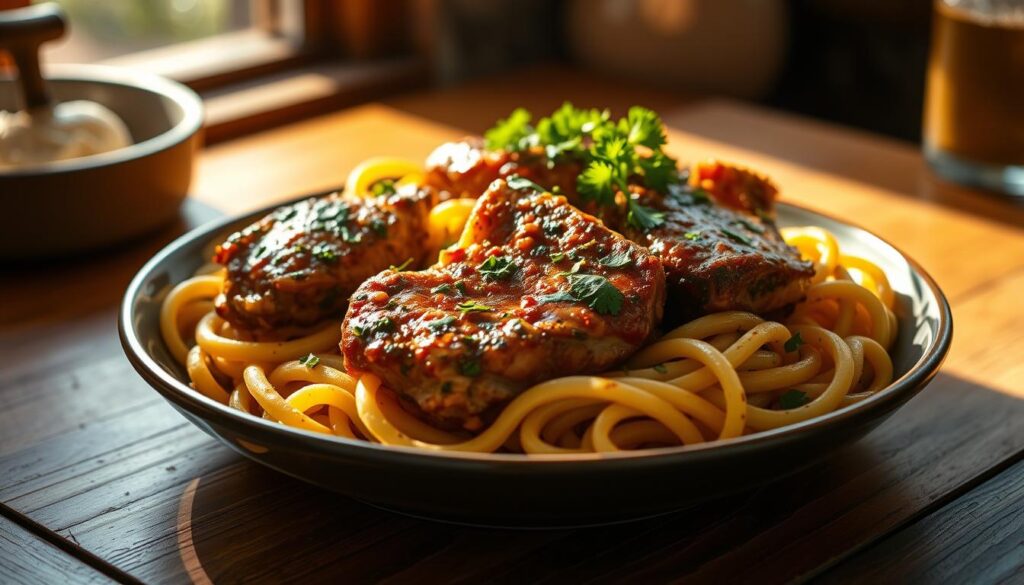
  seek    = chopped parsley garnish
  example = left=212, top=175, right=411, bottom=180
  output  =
left=684, top=231, right=701, bottom=241
left=484, top=103, right=678, bottom=232
left=599, top=249, right=632, bottom=268
left=298, top=354, right=320, bottom=368
left=626, top=200, right=665, bottom=231
left=390, top=257, right=413, bottom=272
left=311, top=244, right=338, bottom=263
left=478, top=255, right=517, bottom=281
left=653, top=363, right=668, bottom=374
left=538, top=273, right=625, bottom=316
left=454, top=281, right=467, bottom=295
left=722, top=228, right=753, bottom=247
left=427, top=315, right=457, bottom=333
left=779, top=390, right=810, bottom=409
left=485, top=107, right=534, bottom=152
left=431, top=283, right=454, bottom=295
left=549, top=252, right=566, bottom=263
left=578, top=161, right=617, bottom=207
left=737, top=218, right=765, bottom=234
left=784, top=332, right=805, bottom=353
left=690, top=188, right=712, bottom=204
left=373, top=317, right=395, bottom=333
left=563, top=259, right=585, bottom=275
left=456, top=300, right=492, bottom=316
left=506, top=174, right=547, bottom=193
left=370, top=178, right=397, bottom=196
left=352, top=317, right=394, bottom=339
left=459, top=358, right=482, bottom=377
left=370, top=218, right=388, bottom=236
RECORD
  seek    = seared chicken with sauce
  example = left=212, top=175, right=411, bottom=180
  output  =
left=213, top=186, right=434, bottom=333
left=424, top=139, right=813, bottom=320
left=341, top=180, right=666, bottom=430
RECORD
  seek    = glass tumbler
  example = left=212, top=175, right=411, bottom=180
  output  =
left=923, top=0, right=1024, bottom=196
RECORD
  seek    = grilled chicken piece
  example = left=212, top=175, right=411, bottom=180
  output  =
left=426, top=138, right=587, bottom=206
left=341, top=180, right=665, bottom=431
left=424, top=139, right=812, bottom=320
left=213, top=185, right=434, bottom=333
left=621, top=185, right=813, bottom=322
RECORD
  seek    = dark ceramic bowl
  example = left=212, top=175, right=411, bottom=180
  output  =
left=0, top=64, right=203, bottom=260
left=120, top=197, right=952, bottom=526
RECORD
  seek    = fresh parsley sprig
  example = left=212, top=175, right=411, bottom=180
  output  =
left=538, top=273, right=625, bottom=316
left=485, top=103, right=677, bottom=232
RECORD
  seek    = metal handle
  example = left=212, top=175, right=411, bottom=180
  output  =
left=0, top=3, right=66, bottom=110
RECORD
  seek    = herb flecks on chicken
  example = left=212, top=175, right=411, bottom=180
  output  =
left=341, top=179, right=665, bottom=431
left=213, top=185, right=435, bottom=333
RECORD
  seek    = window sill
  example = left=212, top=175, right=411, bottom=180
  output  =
left=101, top=29, right=306, bottom=92
left=197, top=57, right=430, bottom=144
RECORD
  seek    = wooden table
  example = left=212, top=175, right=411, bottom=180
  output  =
left=3, top=66, right=1024, bottom=584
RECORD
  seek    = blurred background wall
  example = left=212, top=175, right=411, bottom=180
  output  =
left=19, top=0, right=934, bottom=144
left=424, top=0, right=932, bottom=143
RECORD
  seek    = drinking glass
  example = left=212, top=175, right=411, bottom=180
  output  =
left=923, top=0, right=1024, bottom=196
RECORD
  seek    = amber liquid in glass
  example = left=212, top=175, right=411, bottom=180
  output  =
left=924, top=3, right=1024, bottom=167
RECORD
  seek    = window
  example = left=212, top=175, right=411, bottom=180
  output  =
left=9, top=0, right=428, bottom=142
left=31, top=0, right=306, bottom=89
left=40, top=0, right=260, bottom=63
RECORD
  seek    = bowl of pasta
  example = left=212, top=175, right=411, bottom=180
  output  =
left=120, top=105, right=951, bottom=526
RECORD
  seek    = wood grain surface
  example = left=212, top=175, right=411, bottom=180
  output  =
left=1, top=65, right=1022, bottom=584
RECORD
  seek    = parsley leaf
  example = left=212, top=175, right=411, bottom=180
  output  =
left=577, top=161, right=617, bottom=207
left=456, top=300, right=492, bottom=316
left=431, top=283, right=453, bottom=295
left=506, top=174, right=547, bottom=193
left=478, top=255, right=517, bottom=280
left=538, top=273, right=625, bottom=316
left=370, top=179, right=397, bottom=197
left=627, top=200, right=666, bottom=231
left=311, top=244, right=338, bottom=263
left=621, top=106, right=667, bottom=149
left=779, top=390, right=810, bottom=409
left=459, top=358, right=482, bottom=377
left=721, top=228, right=753, bottom=247
left=484, top=103, right=680, bottom=232
left=550, top=252, right=566, bottom=263
left=427, top=315, right=457, bottom=333
left=298, top=354, right=320, bottom=368
left=564, top=259, right=585, bottom=274
left=599, top=249, right=632, bottom=268
left=373, top=317, right=395, bottom=333
left=568, top=274, right=624, bottom=315
left=536, top=291, right=576, bottom=304
left=485, top=107, right=533, bottom=151
left=737, top=218, right=765, bottom=234
left=652, top=363, right=668, bottom=374
left=684, top=230, right=701, bottom=241
left=784, top=332, right=805, bottom=353
left=637, top=151, right=677, bottom=193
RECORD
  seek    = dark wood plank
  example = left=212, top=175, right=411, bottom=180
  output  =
left=817, top=458, right=1024, bottom=584
left=0, top=515, right=114, bottom=585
